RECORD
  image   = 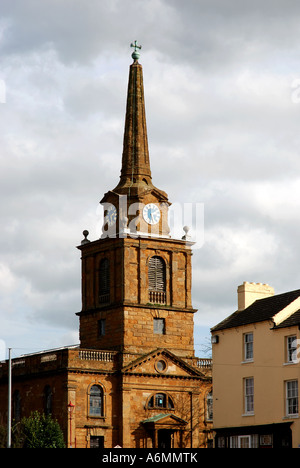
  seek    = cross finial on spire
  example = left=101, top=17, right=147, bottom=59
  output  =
left=130, top=40, right=142, bottom=61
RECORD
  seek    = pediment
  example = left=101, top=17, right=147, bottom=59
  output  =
left=121, top=348, right=204, bottom=378
left=141, top=413, right=187, bottom=428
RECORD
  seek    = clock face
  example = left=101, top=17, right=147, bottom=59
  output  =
left=143, top=203, right=160, bottom=225
left=106, top=205, right=117, bottom=226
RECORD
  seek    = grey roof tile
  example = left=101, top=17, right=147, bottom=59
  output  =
left=211, top=289, right=300, bottom=332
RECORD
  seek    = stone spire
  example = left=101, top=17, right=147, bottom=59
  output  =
left=119, top=42, right=151, bottom=186
left=111, top=42, right=168, bottom=202
left=100, top=43, right=170, bottom=237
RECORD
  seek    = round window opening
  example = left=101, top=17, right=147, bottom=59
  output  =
left=156, top=359, right=167, bottom=372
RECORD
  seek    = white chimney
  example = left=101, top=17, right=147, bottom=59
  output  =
left=237, top=281, right=274, bottom=311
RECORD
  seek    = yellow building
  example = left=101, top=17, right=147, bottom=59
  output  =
left=211, top=281, right=300, bottom=448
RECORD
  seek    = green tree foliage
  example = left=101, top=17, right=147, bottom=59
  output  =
left=0, top=424, right=6, bottom=448
left=20, top=411, right=65, bottom=448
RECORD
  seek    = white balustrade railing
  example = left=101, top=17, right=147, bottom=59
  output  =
left=78, top=350, right=116, bottom=362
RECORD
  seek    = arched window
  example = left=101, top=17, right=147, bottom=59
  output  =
left=44, top=385, right=52, bottom=416
left=99, top=258, right=110, bottom=304
left=206, top=391, right=213, bottom=421
left=148, top=256, right=166, bottom=304
left=89, top=385, right=104, bottom=417
left=13, top=390, right=21, bottom=422
left=148, top=393, right=174, bottom=410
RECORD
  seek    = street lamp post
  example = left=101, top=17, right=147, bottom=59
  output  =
left=67, top=401, right=75, bottom=448
left=7, top=348, right=12, bottom=448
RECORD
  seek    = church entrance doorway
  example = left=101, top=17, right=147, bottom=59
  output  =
left=158, top=429, right=173, bottom=449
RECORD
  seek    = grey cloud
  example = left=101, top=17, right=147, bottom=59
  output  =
left=1, top=0, right=300, bottom=354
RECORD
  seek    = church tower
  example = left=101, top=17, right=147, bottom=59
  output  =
left=0, top=43, right=212, bottom=451
left=77, top=43, right=196, bottom=360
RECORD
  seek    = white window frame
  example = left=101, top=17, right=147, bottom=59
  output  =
left=286, top=380, right=298, bottom=417
left=244, top=377, right=254, bottom=415
left=239, top=435, right=251, bottom=448
left=243, top=332, right=253, bottom=362
left=286, top=335, right=297, bottom=364
left=230, top=435, right=252, bottom=448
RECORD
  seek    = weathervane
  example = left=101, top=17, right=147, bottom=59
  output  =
left=131, top=40, right=142, bottom=61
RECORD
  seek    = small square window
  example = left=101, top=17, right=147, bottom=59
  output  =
left=90, top=436, right=104, bottom=448
left=153, top=318, right=165, bottom=335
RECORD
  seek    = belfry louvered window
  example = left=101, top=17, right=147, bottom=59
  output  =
left=99, top=258, right=110, bottom=304
left=148, top=256, right=166, bottom=304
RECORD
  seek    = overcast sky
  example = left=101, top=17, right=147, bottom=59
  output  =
left=1, top=0, right=300, bottom=360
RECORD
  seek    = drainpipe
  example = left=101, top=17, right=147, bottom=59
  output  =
left=190, top=391, right=193, bottom=448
